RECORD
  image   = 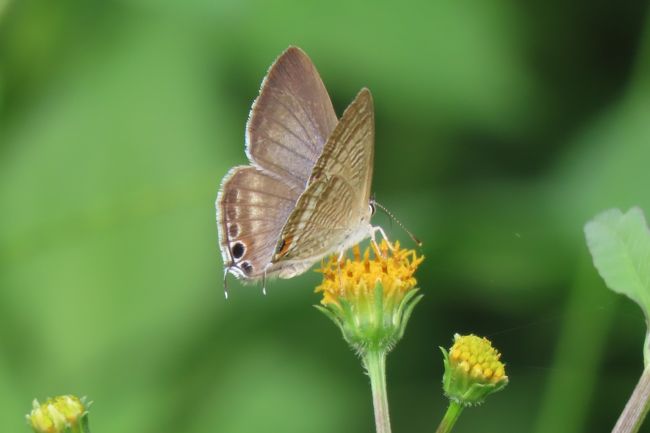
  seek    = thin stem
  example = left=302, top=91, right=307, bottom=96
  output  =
left=612, top=366, right=650, bottom=433
left=435, top=400, right=464, bottom=433
left=363, top=350, right=392, bottom=433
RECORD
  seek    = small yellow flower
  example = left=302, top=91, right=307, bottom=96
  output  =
left=449, top=334, right=507, bottom=384
left=315, top=241, right=424, bottom=355
left=442, top=334, right=508, bottom=406
left=28, top=395, right=88, bottom=433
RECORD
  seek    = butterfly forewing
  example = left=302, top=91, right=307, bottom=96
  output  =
left=272, top=175, right=357, bottom=264
left=272, top=88, right=375, bottom=264
left=246, top=47, right=338, bottom=190
left=309, top=88, right=375, bottom=206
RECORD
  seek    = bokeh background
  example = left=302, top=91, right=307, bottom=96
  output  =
left=2, top=1, right=650, bottom=432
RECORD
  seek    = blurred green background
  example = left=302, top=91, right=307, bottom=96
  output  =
left=2, top=1, right=650, bottom=432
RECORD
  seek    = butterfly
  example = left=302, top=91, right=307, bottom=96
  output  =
left=216, top=46, right=388, bottom=289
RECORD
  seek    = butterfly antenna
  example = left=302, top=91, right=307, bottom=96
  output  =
left=372, top=200, right=422, bottom=247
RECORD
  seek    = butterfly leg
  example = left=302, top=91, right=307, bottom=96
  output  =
left=223, top=267, right=231, bottom=299
left=336, top=250, right=346, bottom=290
left=261, top=268, right=268, bottom=296
left=371, top=225, right=394, bottom=256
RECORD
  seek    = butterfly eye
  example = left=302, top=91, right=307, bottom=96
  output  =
left=231, top=242, right=245, bottom=259
left=369, top=202, right=376, bottom=216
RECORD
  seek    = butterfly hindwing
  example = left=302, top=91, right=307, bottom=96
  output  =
left=217, top=166, right=299, bottom=279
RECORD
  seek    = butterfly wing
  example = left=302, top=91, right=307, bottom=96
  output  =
left=246, top=46, right=338, bottom=191
left=271, top=175, right=359, bottom=267
left=271, top=88, right=375, bottom=266
left=217, top=166, right=299, bottom=279
left=217, top=47, right=339, bottom=281
left=309, top=88, right=374, bottom=206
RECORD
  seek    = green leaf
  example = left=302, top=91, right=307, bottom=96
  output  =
left=584, top=207, right=650, bottom=364
left=585, top=207, right=650, bottom=310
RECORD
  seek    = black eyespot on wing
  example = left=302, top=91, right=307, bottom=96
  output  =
left=232, top=242, right=245, bottom=259
left=240, top=261, right=253, bottom=275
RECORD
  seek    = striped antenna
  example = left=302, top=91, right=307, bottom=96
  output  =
left=371, top=200, right=422, bottom=247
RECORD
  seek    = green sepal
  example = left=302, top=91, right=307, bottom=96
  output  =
left=59, top=423, right=78, bottom=433
left=395, top=291, right=423, bottom=342
left=79, top=411, right=91, bottom=433
left=51, top=412, right=90, bottom=433
left=314, top=305, right=341, bottom=327
left=315, top=283, right=422, bottom=357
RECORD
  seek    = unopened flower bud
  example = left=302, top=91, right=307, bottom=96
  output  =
left=441, top=334, right=508, bottom=406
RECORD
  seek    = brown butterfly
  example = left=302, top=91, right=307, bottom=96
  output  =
left=216, top=47, right=387, bottom=291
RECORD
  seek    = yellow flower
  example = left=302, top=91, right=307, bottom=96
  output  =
left=315, top=241, right=424, bottom=355
left=28, top=395, right=88, bottom=433
left=315, top=240, right=423, bottom=306
left=442, top=334, right=509, bottom=406
left=449, top=334, right=507, bottom=384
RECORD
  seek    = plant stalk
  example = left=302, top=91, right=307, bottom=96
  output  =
left=435, top=400, right=464, bottom=433
left=612, top=366, right=650, bottom=433
left=363, top=350, right=392, bottom=433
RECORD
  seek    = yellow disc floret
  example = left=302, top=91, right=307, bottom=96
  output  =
left=449, top=334, right=507, bottom=384
left=315, top=240, right=423, bottom=306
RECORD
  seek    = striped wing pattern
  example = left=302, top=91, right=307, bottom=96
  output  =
left=217, top=166, right=298, bottom=279
left=272, top=88, right=375, bottom=263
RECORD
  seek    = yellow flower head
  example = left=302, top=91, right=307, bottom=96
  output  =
left=442, top=334, right=509, bottom=406
left=449, top=334, right=507, bottom=385
left=28, top=395, right=87, bottom=433
left=314, top=241, right=424, bottom=355
left=315, top=240, right=423, bottom=307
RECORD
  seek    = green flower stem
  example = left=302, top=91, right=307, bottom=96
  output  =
left=363, top=349, right=392, bottom=433
left=612, top=365, right=650, bottom=433
left=435, top=400, right=464, bottom=433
